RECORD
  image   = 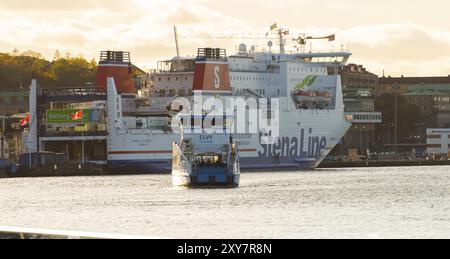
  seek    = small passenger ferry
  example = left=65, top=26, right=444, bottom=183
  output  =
left=171, top=114, right=240, bottom=188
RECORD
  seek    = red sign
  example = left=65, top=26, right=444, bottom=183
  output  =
left=71, top=110, right=83, bottom=121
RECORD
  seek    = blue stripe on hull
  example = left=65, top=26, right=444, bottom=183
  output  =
left=108, top=157, right=318, bottom=174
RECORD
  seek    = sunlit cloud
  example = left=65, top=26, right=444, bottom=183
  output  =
left=0, top=0, right=450, bottom=76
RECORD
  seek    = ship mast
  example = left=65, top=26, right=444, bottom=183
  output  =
left=278, top=29, right=285, bottom=54
left=173, top=26, right=181, bottom=59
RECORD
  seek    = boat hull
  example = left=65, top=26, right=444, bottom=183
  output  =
left=172, top=171, right=240, bottom=188
left=108, top=156, right=320, bottom=174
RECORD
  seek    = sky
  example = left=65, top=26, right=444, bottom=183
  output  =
left=1, top=0, right=450, bottom=76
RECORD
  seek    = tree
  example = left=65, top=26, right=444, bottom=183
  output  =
left=49, top=56, right=97, bottom=87
left=0, top=50, right=97, bottom=90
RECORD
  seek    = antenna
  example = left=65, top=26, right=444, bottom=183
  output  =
left=278, top=29, right=285, bottom=54
left=173, top=26, right=181, bottom=59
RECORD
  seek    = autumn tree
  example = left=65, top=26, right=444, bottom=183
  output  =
left=0, top=50, right=98, bottom=90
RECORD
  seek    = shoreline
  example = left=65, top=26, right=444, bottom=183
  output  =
left=2, top=160, right=450, bottom=178
left=318, top=160, right=450, bottom=168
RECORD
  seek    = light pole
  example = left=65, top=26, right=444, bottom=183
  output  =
left=394, top=94, right=398, bottom=153
left=383, top=123, right=394, bottom=152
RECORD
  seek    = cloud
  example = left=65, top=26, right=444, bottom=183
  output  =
left=335, top=23, right=450, bottom=76
left=327, top=3, right=348, bottom=9
left=0, top=0, right=127, bottom=12
left=1, top=1, right=450, bottom=76
left=166, top=6, right=204, bottom=25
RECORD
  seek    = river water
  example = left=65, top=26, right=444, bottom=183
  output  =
left=0, top=166, right=449, bottom=239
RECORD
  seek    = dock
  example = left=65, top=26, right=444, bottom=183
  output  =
left=319, top=160, right=450, bottom=168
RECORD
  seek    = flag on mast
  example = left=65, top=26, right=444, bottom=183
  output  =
left=270, top=23, right=277, bottom=31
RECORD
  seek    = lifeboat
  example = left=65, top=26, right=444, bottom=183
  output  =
left=293, top=90, right=332, bottom=108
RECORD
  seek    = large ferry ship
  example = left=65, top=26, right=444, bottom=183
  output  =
left=22, top=30, right=352, bottom=174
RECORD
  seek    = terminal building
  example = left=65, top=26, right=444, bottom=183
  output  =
left=333, top=64, right=382, bottom=156
left=22, top=51, right=135, bottom=164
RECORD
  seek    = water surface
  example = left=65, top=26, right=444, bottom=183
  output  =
left=1, top=166, right=449, bottom=238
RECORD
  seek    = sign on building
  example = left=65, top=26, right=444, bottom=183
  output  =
left=426, top=128, right=450, bottom=155
left=46, top=109, right=104, bottom=124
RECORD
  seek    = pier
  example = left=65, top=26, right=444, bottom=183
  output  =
left=319, top=159, right=450, bottom=168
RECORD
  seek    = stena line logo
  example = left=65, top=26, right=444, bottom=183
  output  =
left=258, top=129, right=327, bottom=158
left=214, top=66, right=220, bottom=89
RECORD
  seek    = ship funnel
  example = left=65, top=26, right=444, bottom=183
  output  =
left=193, top=48, right=231, bottom=94
left=95, top=51, right=135, bottom=94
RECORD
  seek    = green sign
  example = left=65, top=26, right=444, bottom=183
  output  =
left=46, top=109, right=102, bottom=124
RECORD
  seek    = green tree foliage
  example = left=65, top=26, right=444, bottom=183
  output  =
left=0, top=50, right=97, bottom=90
left=375, top=94, right=422, bottom=143
left=49, top=56, right=97, bottom=87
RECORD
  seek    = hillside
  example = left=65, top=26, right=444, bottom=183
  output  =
left=0, top=51, right=98, bottom=91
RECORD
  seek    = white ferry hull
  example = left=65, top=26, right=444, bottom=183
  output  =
left=106, top=109, right=350, bottom=173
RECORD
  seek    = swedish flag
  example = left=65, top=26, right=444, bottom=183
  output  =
left=270, top=23, right=277, bottom=31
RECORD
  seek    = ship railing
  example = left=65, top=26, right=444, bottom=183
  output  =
left=99, top=51, right=131, bottom=63
left=41, top=131, right=108, bottom=138
left=233, top=144, right=240, bottom=174
left=173, top=143, right=190, bottom=170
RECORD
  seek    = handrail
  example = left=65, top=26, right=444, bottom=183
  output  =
left=173, top=143, right=189, bottom=163
left=234, top=144, right=240, bottom=165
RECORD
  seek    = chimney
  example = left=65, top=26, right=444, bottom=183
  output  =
left=95, top=51, right=135, bottom=94
left=192, top=48, right=231, bottom=94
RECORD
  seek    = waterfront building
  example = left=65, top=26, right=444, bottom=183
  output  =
left=375, top=76, right=450, bottom=154
left=402, top=85, right=450, bottom=128
left=377, top=75, right=450, bottom=96
left=334, top=64, right=382, bottom=156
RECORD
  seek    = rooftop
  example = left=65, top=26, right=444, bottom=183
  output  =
left=379, top=75, right=450, bottom=85
left=402, top=89, right=449, bottom=96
